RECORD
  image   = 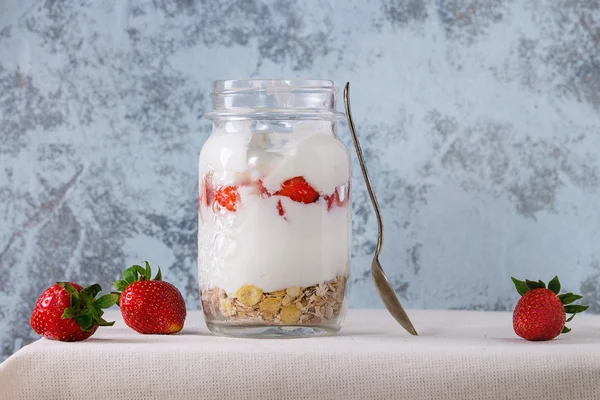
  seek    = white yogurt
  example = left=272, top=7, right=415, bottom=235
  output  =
left=198, top=122, right=351, bottom=293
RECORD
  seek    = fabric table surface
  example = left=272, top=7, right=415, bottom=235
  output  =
left=2, top=309, right=600, bottom=400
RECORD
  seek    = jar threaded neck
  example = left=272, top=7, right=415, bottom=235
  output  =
left=205, top=79, right=344, bottom=120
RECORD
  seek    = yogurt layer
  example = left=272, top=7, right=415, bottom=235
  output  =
left=199, top=121, right=351, bottom=194
left=198, top=186, right=350, bottom=293
left=198, top=122, right=351, bottom=294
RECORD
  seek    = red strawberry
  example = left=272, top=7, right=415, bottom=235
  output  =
left=215, top=185, right=240, bottom=212
left=275, top=176, right=319, bottom=204
left=257, top=179, right=271, bottom=197
left=326, top=183, right=350, bottom=211
left=326, top=191, right=349, bottom=210
left=277, top=199, right=285, bottom=217
left=204, top=172, right=215, bottom=207
left=326, top=192, right=337, bottom=210
left=512, top=276, right=588, bottom=341
left=113, top=262, right=186, bottom=334
left=30, top=282, right=118, bottom=342
left=256, top=180, right=286, bottom=218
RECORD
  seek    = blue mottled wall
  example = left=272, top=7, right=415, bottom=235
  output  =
left=1, top=0, right=599, bottom=360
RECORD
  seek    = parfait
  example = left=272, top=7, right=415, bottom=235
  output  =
left=199, top=80, right=351, bottom=337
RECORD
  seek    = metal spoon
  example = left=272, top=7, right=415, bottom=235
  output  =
left=343, top=82, right=418, bottom=336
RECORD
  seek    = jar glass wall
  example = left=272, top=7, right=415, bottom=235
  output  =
left=198, top=80, right=351, bottom=337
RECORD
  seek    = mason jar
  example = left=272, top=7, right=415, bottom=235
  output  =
left=198, top=79, right=351, bottom=337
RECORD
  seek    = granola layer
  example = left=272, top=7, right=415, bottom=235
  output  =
left=201, top=276, right=347, bottom=325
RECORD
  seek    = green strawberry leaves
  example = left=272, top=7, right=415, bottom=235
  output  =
left=123, top=268, right=137, bottom=285
left=113, top=280, right=129, bottom=292
left=564, top=304, right=589, bottom=314
left=81, top=284, right=102, bottom=299
left=525, top=279, right=545, bottom=290
left=564, top=304, right=589, bottom=325
left=512, top=276, right=561, bottom=295
left=112, top=261, right=163, bottom=299
left=57, top=282, right=119, bottom=332
left=548, top=276, right=561, bottom=294
left=74, top=314, right=93, bottom=330
left=511, top=276, right=588, bottom=335
left=97, top=293, right=120, bottom=308
left=511, top=278, right=530, bottom=296
left=558, top=293, right=582, bottom=304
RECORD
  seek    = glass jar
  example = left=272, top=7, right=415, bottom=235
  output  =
left=198, top=79, right=351, bottom=337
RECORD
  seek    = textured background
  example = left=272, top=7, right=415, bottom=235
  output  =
left=1, top=0, right=599, bottom=361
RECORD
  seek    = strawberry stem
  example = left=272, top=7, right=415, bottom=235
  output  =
left=113, top=261, right=163, bottom=297
left=57, top=282, right=118, bottom=331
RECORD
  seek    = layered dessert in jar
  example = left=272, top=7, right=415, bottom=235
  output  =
left=199, top=83, right=351, bottom=336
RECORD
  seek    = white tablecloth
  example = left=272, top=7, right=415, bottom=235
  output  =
left=1, top=309, right=600, bottom=400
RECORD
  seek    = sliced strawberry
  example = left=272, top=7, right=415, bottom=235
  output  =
left=277, top=200, right=285, bottom=217
left=215, top=186, right=240, bottom=212
left=326, top=183, right=350, bottom=210
left=204, top=172, right=215, bottom=207
left=258, top=179, right=271, bottom=197
left=336, top=195, right=349, bottom=208
left=326, top=192, right=339, bottom=211
left=275, top=176, right=319, bottom=204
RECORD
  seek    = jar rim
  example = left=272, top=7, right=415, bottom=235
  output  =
left=212, top=79, right=337, bottom=94
left=206, top=78, right=345, bottom=120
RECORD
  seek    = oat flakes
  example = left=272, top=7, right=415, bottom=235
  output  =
left=201, top=276, right=347, bottom=326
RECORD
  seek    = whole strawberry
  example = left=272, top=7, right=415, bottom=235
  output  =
left=30, top=282, right=118, bottom=342
left=512, top=276, right=588, bottom=341
left=113, top=262, right=186, bottom=334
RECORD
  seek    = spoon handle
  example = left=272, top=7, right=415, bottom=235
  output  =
left=343, top=82, right=418, bottom=336
left=343, top=83, right=384, bottom=257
